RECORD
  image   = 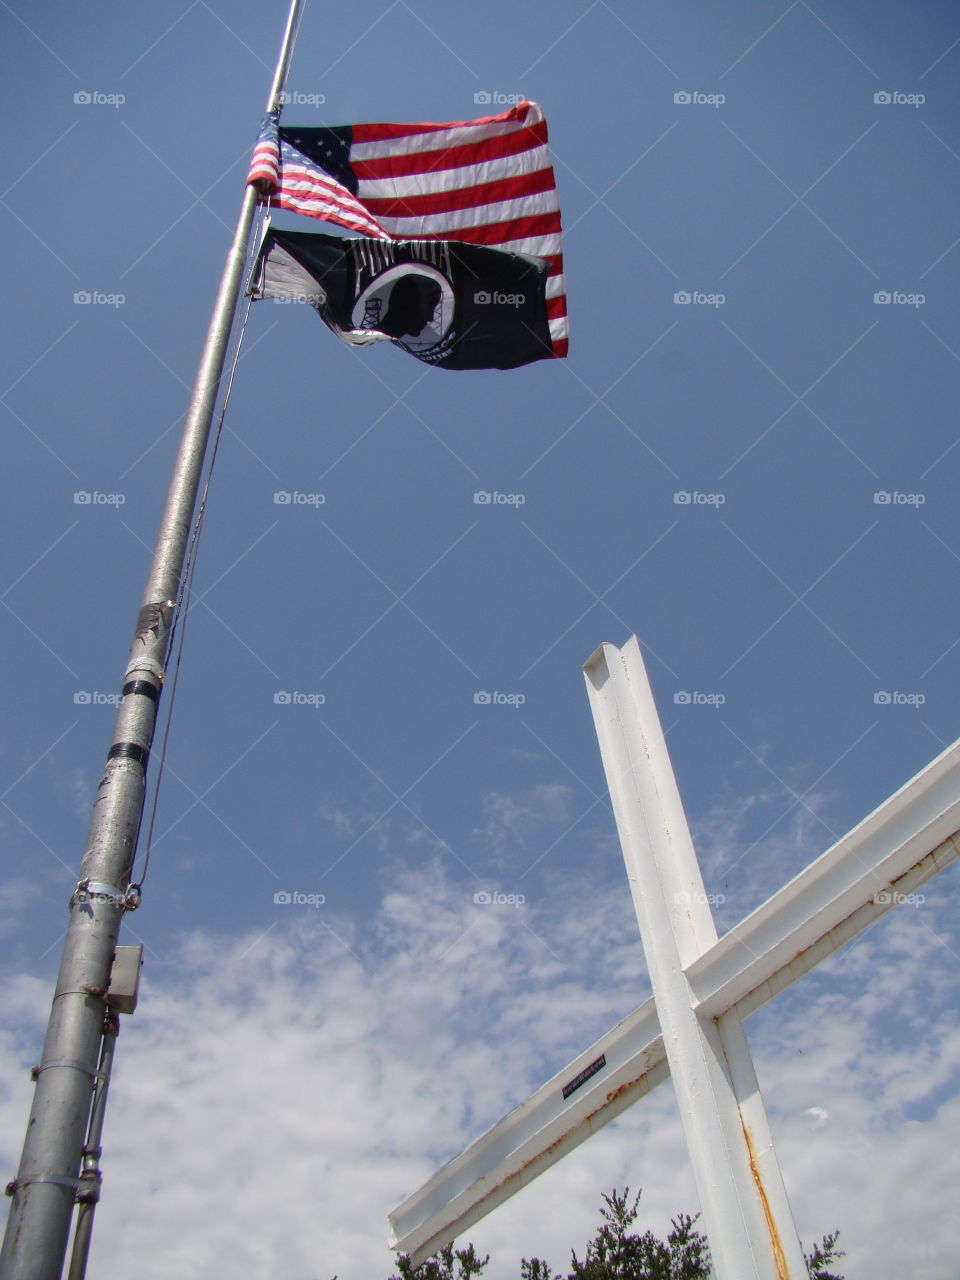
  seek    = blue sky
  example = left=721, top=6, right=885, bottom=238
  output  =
left=2, top=1, right=960, bottom=1276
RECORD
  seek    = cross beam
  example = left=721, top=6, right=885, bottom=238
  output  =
left=390, top=637, right=960, bottom=1273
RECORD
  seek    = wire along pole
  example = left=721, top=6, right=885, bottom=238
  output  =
left=64, top=1013, right=119, bottom=1280
left=0, top=3, right=303, bottom=1276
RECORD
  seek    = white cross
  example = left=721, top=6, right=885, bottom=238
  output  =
left=390, top=636, right=960, bottom=1279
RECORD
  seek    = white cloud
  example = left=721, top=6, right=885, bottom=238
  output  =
left=0, top=878, right=44, bottom=936
left=475, top=783, right=573, bottom=862
left=690, top=780, right=845, bottom=931
left=68, top=767, right=92, bottom=822
left=0, top=859, right=956, bottom=1280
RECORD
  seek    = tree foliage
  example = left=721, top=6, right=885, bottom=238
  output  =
left=391, top=1242, right=489, bottom=1280
left=804, top=1230, right=846, bottom=1280
left=393, top=1187, right=844, bottom=1280
left=526, top=1188, right=710, bottom=1280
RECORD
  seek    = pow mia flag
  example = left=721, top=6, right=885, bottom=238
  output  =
left=249, top=227, right=554, bottom=371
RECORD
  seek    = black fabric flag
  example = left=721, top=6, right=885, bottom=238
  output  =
left=249, top=227, right=554, bottom=371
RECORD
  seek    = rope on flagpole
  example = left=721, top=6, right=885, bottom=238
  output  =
left=130, top=288, right=259, bottom=895
left=126, top=0, right=296, bottom=895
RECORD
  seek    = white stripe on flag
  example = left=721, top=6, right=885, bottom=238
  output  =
left=376, top=191, right=560, bottom=238
left=356, top=146, right=554, bottom=201
left=495, top=233, right=563, bottom=259
left=279, top=168, right=388, bottom=238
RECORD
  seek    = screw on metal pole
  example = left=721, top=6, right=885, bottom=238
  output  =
left=0, top=5, right=304, bottom=1277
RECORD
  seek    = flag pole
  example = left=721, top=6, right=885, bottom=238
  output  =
left=0, top=3, right=303, bottom=1276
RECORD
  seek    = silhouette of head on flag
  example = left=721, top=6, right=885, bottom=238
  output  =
left=380, top=273, right=443, bottom=339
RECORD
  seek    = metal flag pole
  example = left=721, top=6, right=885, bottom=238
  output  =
left=0, top=4, right=303, bottom=1276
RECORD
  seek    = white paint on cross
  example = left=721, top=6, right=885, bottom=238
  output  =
left=389, top=636, right=960, bottom=1278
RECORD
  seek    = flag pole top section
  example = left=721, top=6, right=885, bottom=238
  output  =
left=266, top=0, right=304, bottom=113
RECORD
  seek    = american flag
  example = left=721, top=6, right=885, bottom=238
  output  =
left=246, top=101, right=567, bottom=358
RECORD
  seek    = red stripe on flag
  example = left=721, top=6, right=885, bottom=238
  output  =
left=351, top=122, right=549, bottom=180
left=360, top=167, right=558, bottom=218
left=268, top=194, right=389, bottom=239
left=427, top=212, right=562, bottom=246
left=351, top=102, right=538, bottom=142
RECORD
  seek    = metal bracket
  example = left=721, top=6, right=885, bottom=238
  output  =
left=124, top=655, right=166, bottom=684
left=32, top=1059, right=99, bottom=1082
left=5, top=1174, right=83, bottom=1196
left=85, top=881, right=125, bottom=900
left=72, top=880, right=126, bottom=910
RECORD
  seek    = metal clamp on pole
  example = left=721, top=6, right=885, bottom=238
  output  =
left=72, top=882, right=127, bottom=909
left=123, top=656, right=166, bottom=685
left=5, top=1176, right=83, bottom=1198
left=29, top=1061, right=99, bottom=1083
